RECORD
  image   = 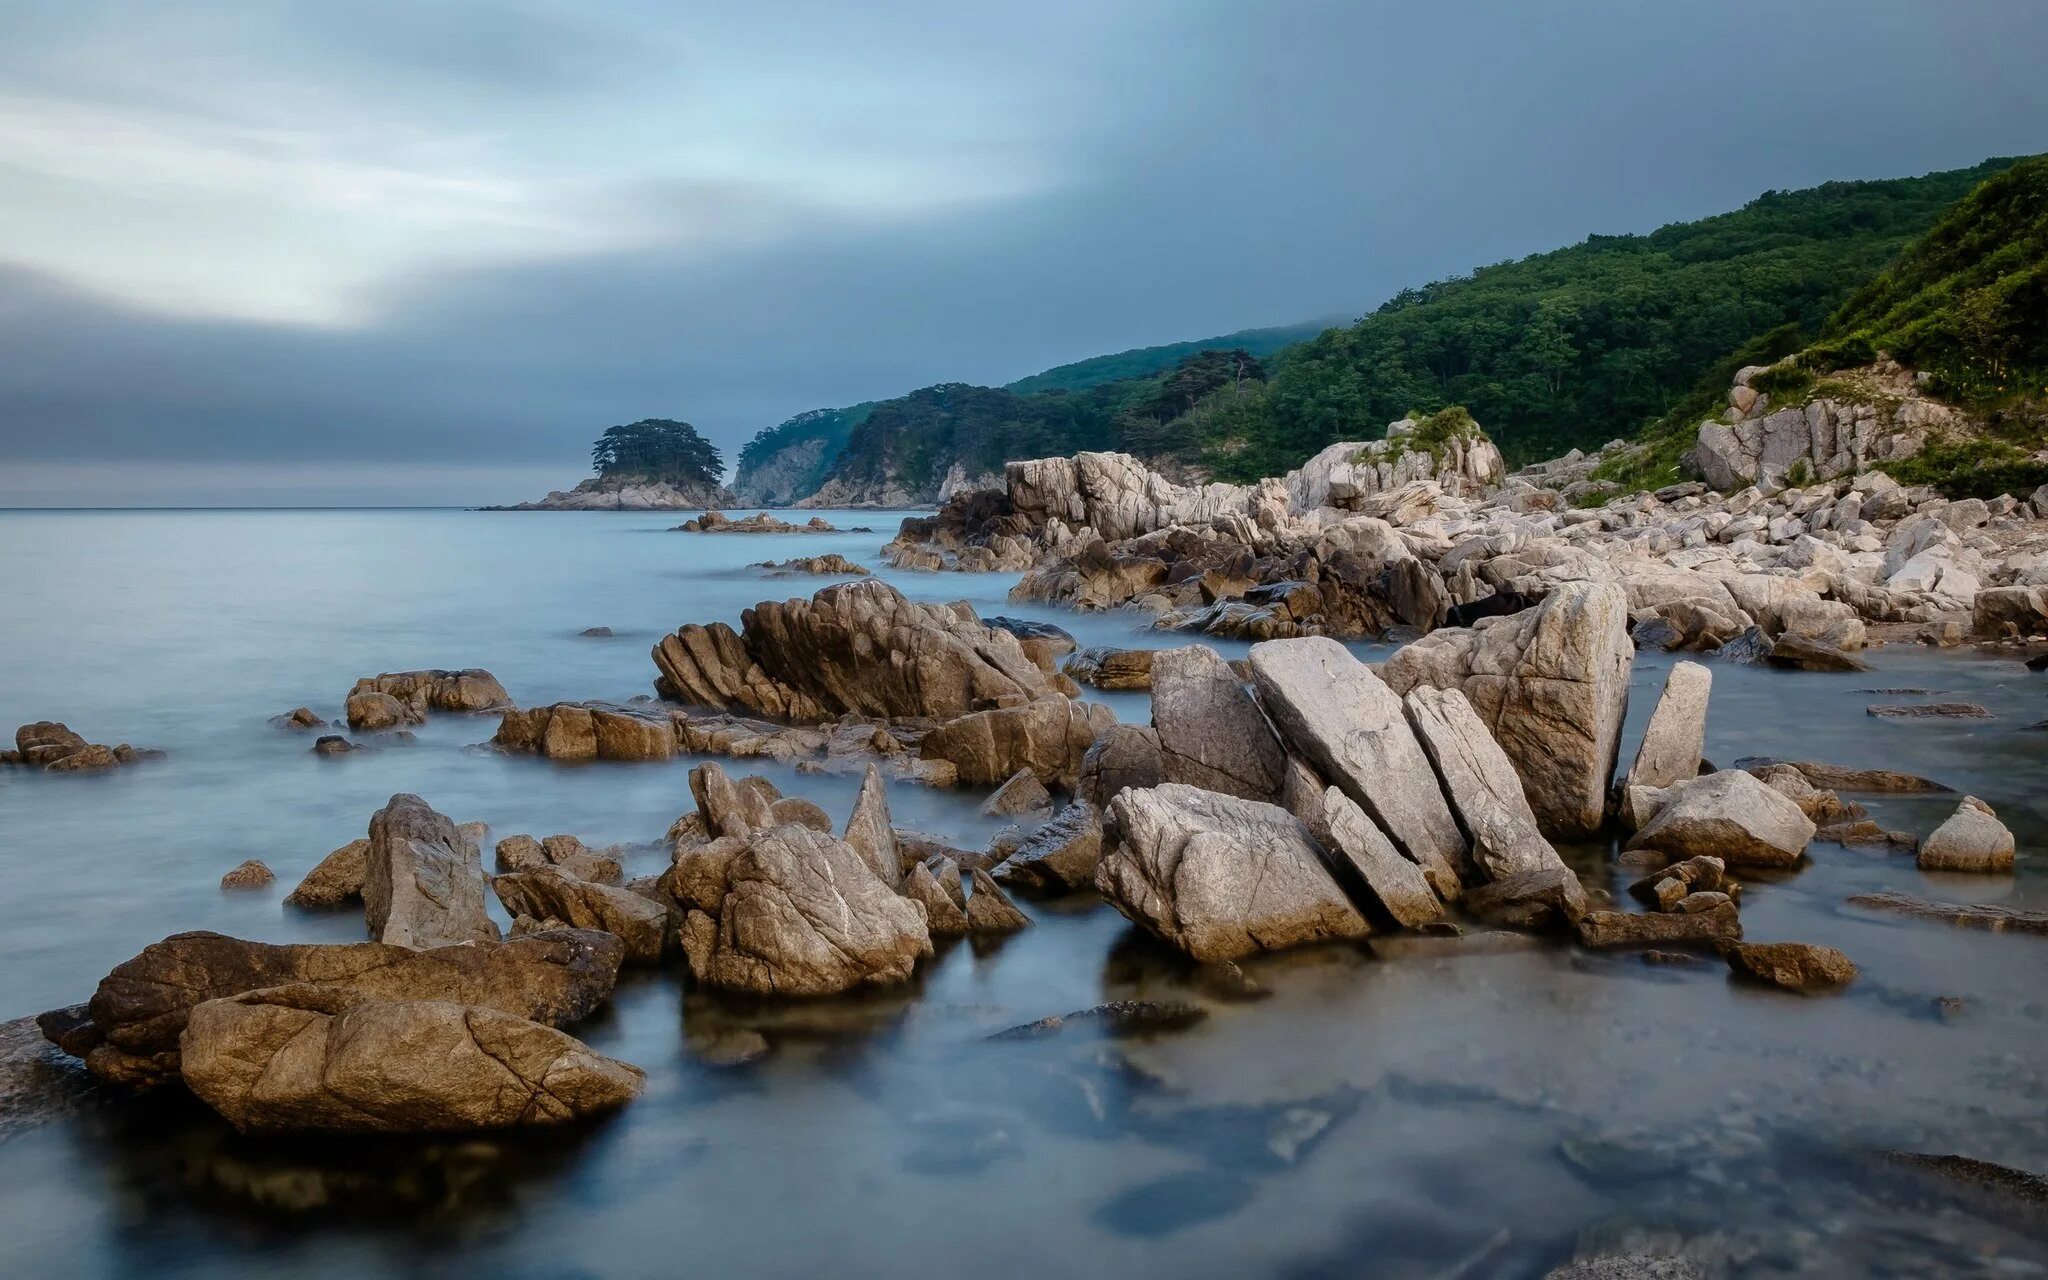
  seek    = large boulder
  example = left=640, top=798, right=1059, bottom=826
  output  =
left=1917, top=796, right=2015, bottom=873
left=364, top=794, right=500, bottom=948
left=56, top=929, right=624, bottom=1089
left=1076, top=724, right=1166, bottom=807
left=651, top=579, right=1066, bottom=722
left=1401, top=685, right=1564, bottom=882
left=679, top=825, right=932, bottom=996
left=1097, top=784, right=1371, bottom=960
left=492, top=701, right=677, bottom=762
left=1382, top=581, right=1633, bottom=839
left=283, top=838, right=370, bottom=908
left=1625, top=661, right=1712, bottom=793
left=918, top=697, right=1115, bottom=787
left=180, top=988, right=642, bottom=1133
left=1150, top=644, right=1287, bottom=802
left=492, top=867, right=670, bottom=965
left=351, top=669, right=511, bottom=714
left=1248, top=637, right=1467, bottom=894
left=1625, top=770, right=1815, bottom=868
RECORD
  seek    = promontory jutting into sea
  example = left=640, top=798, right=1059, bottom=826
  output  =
left=3, top=13, right=2047, bottom=1275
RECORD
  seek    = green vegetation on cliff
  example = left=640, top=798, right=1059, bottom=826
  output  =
left=1003, top=320, right=1328, bottom=396
left=733, top=404, right=872, bottom=498
left=591, top=419, right=722, bottom=487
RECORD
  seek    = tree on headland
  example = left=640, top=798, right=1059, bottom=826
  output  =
left=590, top=419, right=723, bottom=486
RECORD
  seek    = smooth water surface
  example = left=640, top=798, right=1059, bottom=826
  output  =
left=2, top=508, right=2046, bottom=1278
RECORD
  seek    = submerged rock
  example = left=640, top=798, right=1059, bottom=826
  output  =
left=1847, top=890, right=2048, bottom=935
left=1097, top=784, right=1370, bottom=960
left=1723, top=941, right=1857, bottom=992
left=180, top=988, right=642, bottom=1133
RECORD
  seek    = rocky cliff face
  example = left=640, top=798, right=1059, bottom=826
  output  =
left=495, top=476, right=735, bottom=511
left=731, top=436, right=833, bottom=507
left=1686, top=359, right=1957, bottom=492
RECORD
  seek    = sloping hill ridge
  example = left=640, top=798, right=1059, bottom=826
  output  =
left=1002, top=320, right=1335, bottom=396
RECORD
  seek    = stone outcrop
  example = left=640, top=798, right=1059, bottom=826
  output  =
left=918, top=697, right=1115, bottom=788
left=493, top=867, right=670, bottom=965
left=1625, top=771, right=1815, bottom=868
left=180, top=987, right=643, bottom=1133
left=1625, top=661, right=1712, bottom=793
left=7, top=721, right=161, bottom=772
left=676, top=510, right=839, bottom=534
left=1401, top=684, right=1565, bottom=882
left=1686, top=359, right=1951, bottom=491
left=364, top=794, right=500, bottom=948
left=1723, top=941, right=1857, bottom=992
left=903, top=862, right=969, bottom=935
left=350, top=669, right=510, bottom=717
left=492, top=701, right=677, bottom=762
left=964, top=867, right=1033, bottom=934
left=840, top=764, right=903, bottom=884
left=284, top=838, right=371, bottom=907
left=1062, top=646, right=1156, bottom=690
left=1576, top=901, right=1742, bottom=948
left=1151, top=644, right=1287, bottom=802
left=1917, top=796, right=2016, bottom=873
left=752, top=554, right=870, bottom=576
left=1382, top=581, right=1632, bottom=840
left=1077, top=724, right=1167, bottom=807
left=1249, top=637, right=1466, bottom=890
left=1320, top=788, right=1444, bottom=928
left=1097, top=784, right=1371, bottom=960
left=52, top=928, right=623, bottom=1089
left=679, top=824, right=932, bottom=997
left=496, top=475, right=733, bottom=510
left=991, top=801, right=1104, bottom=892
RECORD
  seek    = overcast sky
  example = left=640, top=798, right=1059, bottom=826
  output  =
left=2, top=0, right=2044, bottom=506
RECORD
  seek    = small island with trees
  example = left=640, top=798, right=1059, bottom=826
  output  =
left=494, top=418, right=735, bottom=510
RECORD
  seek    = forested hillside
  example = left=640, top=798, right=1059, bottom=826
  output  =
left=1003, top=320, right=1328, bottom=396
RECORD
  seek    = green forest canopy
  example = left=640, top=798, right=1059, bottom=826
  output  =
left=591, top=419, right=723, bottom=486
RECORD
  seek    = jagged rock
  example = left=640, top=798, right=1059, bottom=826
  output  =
left=1576, top=902, right=1741, bottom=948
left=580, top=626, right=614, bottom=637
left=965, top=868, right=1033, bottom=934
left=1077, top=724, right=1166, bottom=807
left=1625, top=771, right=1815, bottom=868
left=1062, top=646, right=1156, bottom=690
left=284, top=838, right=370, bottom=907
left=1625, top=661, right=1711, bottom=792
left=652, top=580, right=1067, bottom=722
left=311, top=734, right=360, bottom=757
left=903, top=862, right=969, bottom=935
left=180, top=988, right=643, bottom=1133
left=351, top=669, right=510, bottom=715
left=365, top=794, right=500, bottom=948
left=529, top=834, right=625, bottom=884
left=1382, top=581, right=1633, bottom=840
left=1628, top=855, right=1724, bottom=906
left=980, top=768, right=1053, bottom=816
left=689, top=761, right=783, bottom=837
left=992, top=801, right=1104, bottom=892
left=1321, top=788, right=1444, bottom=928
left=921, top=697, right=1115, bottom=788
left=272, top=707, right=325, bottom=730
left=492, top=867, right=669, bottom=965
left=1402, top=684, right=1565, bottom=882
left=345, top=690, right=422, bottom=732
left=11, top=721, right=156, bottom=772
left=219, top=860, right=273, bottom=890
left=1767, top=633, right=1873, bottom=672
left=493, top=834, right=548, bottom=873
left=753, top=554, right=870, bottom=576
left=841, top=764, right=902, bottom=884
left=1723, top=941, right=1857, bottom=992
left=1152, top=644, right=1287, bottom=802
left=492, top=701, right=676, bottom=761
left=58, top=928, right=623, bottom=1089
left=679, top=824, right=932, bottom=996
left=1463, top=867, right=1588, bottom=930
left=1917, top=796, right=2016, bottom=873
left=1097, top=784, right=1370, bottom=960
left=1249, top=637, right=1466, bottom=892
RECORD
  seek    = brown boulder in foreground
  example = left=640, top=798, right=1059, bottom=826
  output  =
left=365, top=794, right=500, bottom=948
left=180, top=987, right=642, bottom=1133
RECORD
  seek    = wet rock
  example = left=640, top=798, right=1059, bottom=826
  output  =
left=1462, top=867, right=1588, bottom=929
left=534, top=834, right=625, bottom=884
left=1097, top=784, right=1370, bottom=960
left=1766, top=633, right=1873, bottom=672
left=921, top=697, right=1115, bottom=788
left=981, top=767, right=1053, bottom=816
left=365, top=794, right=500, bottom=948
left=1062, top=646, right=1155, bottom=690
left=992, top=801, right=1104, bottom=893
left=1321, top=788, right=1444, bottom=928
left=1403, top=683, right=1565, bottom=881
left=579, top=626, right=614, bottom=637
left=271, top=707, right=325, bottom=730
left=344, top=690, right=423, bottom=732
left=492, top=867, right=669, bottom=966
left=965, top=867, right=1033, bottom=934
left=311, top=734, right=360, bottom=757
left=1847, top=890, right=2048, bottom=935
left=1866, top=701, right=1993, bottom=720
left=1077, top=724, right=1166, bottom=808
left=493, top=834, right=548, bottom=873
left=687, top=1026, right=770, bottom=1068
left=219, top=860, right=273, bottom=891
left=1916, top=796, right=2016, bottom=873
left=492, top=700, right=677, bottom=762
left=1250, top=637, right=1466, bottom=891
left=13, top=721, right=155, bottom=772
left=1625, top=661, right=1711, bottom=792
left=1640, top=950, right=1705, bottom=967
left=1576, top=902, right=1741, bottom=948
left=351, top=669, right=510, bottom=715
left=283, top=838, right=370, bottom=907
left=1723, top=940, right=1857, bottom=992
left=902, top=862, right=969, bottom=935
left=680, top=824, right=932, bottom=996
left=752, top=553, right=869, bottom=576
left=1733, top=757, right=1949, bottom=794
left=1152, top=644, right=1287, bottom=802
left=1381, top=581, right=1633, bottom=840
left=1625, top=770, right=1814, bottom=868
left=840, top=763, right=902, bottom=884
left=2, top=1013, right=94, bottom=1141
left=59, top=928, right=623, bottom=1089
left=180, top=987, right=643, bottom=1133
left=988, top=1001, right=1208, bottom=1040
